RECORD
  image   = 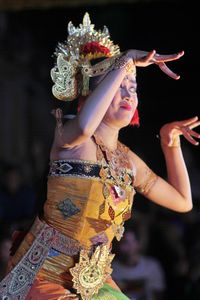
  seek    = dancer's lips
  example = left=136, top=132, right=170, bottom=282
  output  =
left=120, top=103, right=132, bottom=111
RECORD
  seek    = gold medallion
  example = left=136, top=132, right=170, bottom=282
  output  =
left=70, top=245, right=115, bottom=300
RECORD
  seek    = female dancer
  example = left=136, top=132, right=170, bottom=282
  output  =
left=0, top=12, right=199, bottom=300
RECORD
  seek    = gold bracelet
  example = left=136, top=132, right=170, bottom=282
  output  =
left=161, top=136, right=181, bottom=148
left=113, top=55, right=129, bottom=68
left=125, top=60, right=136, bottom=74
left=112, top=55, right=135, bottom=74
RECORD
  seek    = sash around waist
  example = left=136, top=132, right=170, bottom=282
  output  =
left=30, top=216, right=82, bottom=255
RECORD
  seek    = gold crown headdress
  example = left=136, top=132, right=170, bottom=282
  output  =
left=51, top=12, right=121, bottom=101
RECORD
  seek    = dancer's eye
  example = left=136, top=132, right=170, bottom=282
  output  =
left=129, top=87, right=137, bottom=94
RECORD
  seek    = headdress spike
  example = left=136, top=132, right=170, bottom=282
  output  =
left=103, top=26, right=109, bottom=36
left=83, top=12, right=91, bottom=27
left=68, top=21, right=76, bottom=35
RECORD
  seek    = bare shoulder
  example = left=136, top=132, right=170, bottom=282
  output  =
left=127, top=148, right=147, bottom=170
left=127, top=148, right=154, bottom=187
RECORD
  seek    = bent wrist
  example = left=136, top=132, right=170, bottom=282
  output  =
left=160, top=135, right=181, bottom=148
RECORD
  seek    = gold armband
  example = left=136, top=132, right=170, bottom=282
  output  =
left=135, top=167, right=158, bottom=195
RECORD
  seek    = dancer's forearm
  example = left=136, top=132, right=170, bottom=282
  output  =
left=77, top=66, right=128, bottom=135
left=161, top=144, right=192, bottom=209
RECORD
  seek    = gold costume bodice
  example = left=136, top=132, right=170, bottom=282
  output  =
left=43, top=158, right=135, bottom=249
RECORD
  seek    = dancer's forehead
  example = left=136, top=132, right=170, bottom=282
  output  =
left=122, top=73, right=137, bottom=85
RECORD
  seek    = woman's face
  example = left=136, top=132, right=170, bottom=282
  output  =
left=103, top=73, right=138, bottom=128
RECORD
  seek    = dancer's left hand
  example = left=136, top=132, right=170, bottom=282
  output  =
left=159, top=116, right=200, bottom=147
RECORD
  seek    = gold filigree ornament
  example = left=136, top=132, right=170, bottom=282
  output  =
left=51, top=54, right=79, bottom=101
left=51, top=12, right=121, bottom=101
left=70, top=245, right=115, bottom=300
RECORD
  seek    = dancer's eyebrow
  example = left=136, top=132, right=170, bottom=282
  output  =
left=129, top=79, right=137, bottom=84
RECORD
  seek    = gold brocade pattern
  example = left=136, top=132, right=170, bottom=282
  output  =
left=43, top=175, right=134, bottom=248
left=37, top=253, right=74, bottom=288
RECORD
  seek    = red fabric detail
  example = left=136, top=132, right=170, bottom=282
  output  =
left=130, top=108, right=140, bottom=127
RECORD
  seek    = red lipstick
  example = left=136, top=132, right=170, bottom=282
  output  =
left=120, top=103, right=132, bottom=111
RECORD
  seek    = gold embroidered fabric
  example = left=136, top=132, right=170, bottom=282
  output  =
left=43, top=175, right=134, bottom=247
left=37, top=253, right=75, bottom=288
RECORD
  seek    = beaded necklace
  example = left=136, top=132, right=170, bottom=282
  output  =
left=93, top=134, right=134, bottom=241
left=93, top=134, right=133, bottom=187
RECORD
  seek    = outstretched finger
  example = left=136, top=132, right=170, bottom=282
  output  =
left=183, top=131, right=199, bottom=145
left=158, top=62, right=180, bottom=80
left=182, top=127, right=200, bottom=138
left=188, top=120, right=200, bottom=128
left=154, top=51, right=184, bottom=63
left=179, top=116, right=199, bottom=126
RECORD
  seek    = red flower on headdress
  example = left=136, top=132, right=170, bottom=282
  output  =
left=81, top=41, right=110, bottom=56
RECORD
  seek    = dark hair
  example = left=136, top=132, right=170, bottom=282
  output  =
left=89, top=57, right=108, bottom=91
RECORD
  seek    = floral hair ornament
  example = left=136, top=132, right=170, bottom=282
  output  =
left=51, top=12, right=136, bottom=101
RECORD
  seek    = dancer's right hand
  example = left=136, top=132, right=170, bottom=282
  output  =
left=126, top=49, right=184, bottom=80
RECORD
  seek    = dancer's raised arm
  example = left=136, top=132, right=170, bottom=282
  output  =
left=52, top=49, right=184, bottom=148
